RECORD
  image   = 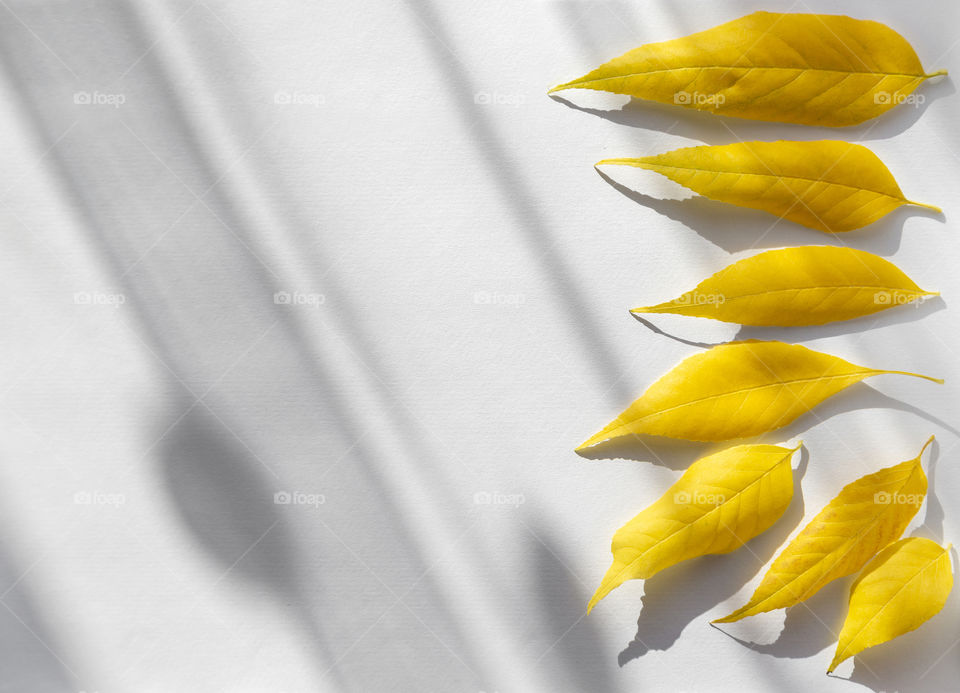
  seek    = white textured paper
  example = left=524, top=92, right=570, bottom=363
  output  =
left=0, top=0, right=958, bottom=690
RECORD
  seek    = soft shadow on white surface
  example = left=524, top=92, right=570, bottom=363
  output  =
left=618, top=447, right=809, bottom=665
left=1, top=0, right=958, bottom=691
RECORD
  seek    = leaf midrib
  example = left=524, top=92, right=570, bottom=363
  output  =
left=637, top=162, right=904, bottom=202
left=834, top=544, right=947, bottom=663
left=740, top=465, right=921, bottom=615
left=607, top=451, right=793, bottom=589
left=662, top=285, right=927, bottom=305
left=572, top=65, right=927, bottom=84
left=609, top=370, right=874, bottom=437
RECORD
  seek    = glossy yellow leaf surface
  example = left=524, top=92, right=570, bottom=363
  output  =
left=829, top=537, right=953, bottom=673
left=550, top=12, right=945, bottom=126
left=588, top=443, right=800, bottom=612
left=598, top=141, right=940, bottom=232
left=631, top=246, right=936, bottom=326
left=715, top=437, right=933, bottom=623
left=578, top=342, right=941, bottom=448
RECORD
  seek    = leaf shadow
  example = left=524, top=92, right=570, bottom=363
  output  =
left=618, top=446, right=809, bottom=665
left=575, top=435, right=714, bottom=470
left=548, top=74, right=953, bottom=143
left=530, top=520, right=625, bottom=692
left=594, top=167, right=943, bottom=256
left=712, top=576, right=850, bottom=661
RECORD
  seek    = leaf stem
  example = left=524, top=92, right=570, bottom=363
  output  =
left=875, top=370, right=944, bottom=385
left=906, top=200, right=943, bottom=213
left=919, top=435, right=936, bottom=459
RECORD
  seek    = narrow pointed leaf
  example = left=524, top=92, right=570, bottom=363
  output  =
left=589, top=443, right=800, bottom=612
left=715, top=438, right=933, bottom=623
left=829, top=537, right=953, bottom=673
left=631, top=246, right=937, bottom=326
left=578, top=342, right=941, bottom=448
left=550, top=11, right=946, bottom=127
left=598, top=141, right=940, bottom=232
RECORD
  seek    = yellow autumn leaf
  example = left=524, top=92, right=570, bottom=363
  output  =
left=549, top=11, right=946, bottom=127
left=631, top=246, right=937, bottom=327
left=597, top=141, right=940, bottom=233
left=715, top=437, right=933, bottom=623
left=578, top=342, right=941, bottom=448
left=588, top=442, right=800, bottom=612
left=829, top=537, right=953, bottom=673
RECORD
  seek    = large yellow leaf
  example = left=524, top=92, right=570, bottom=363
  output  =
left=588, top=442, right=800, bottom=612
left=631, top=246, right=936, bottom=326
left=549, top=12, right=945, bottom=127
left=828, top=537, right=953, bottom=673
left=597, top=141, right=940, bottom=232
left=715, top=437, right=933, bottom=623
left=577, top=342, right=941, bottom=448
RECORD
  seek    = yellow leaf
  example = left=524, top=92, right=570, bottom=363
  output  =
left=715, top=437, right=933, bottom=623
left=631, top=246, right=937, bottom=326
left=598, top=141, right=940, bottom=232
left=829, top=537, right=953, bottom=673
left=549, top=11, right=945, bottom=127
left=588, top=442, right=800, bottom=612
left=578, top=342, right=941, bottom=448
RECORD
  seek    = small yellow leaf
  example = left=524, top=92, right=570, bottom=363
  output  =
left=550, top=12, right=946, bottom=127
left=828, top=537, right=953, bottom=673
left=715, top=437, right=933, bottom=623
left=588, top=442, right=800, bottom=612
left=598, top=141, right=940, bottom=232
left=631, top=246, right=936, bottom=326
left=578, top=342, right=941, bottom=448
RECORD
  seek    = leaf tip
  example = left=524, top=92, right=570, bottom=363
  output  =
left=548, top=78, right=579, bottom=95
left=920, top=434, right=936, bottom=458
left=595, top=158, right=633, bottom=168
left=711, top=612, right=738, bottom=625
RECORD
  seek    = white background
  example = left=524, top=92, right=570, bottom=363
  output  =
left=0, top=0, right=958, bottom=691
